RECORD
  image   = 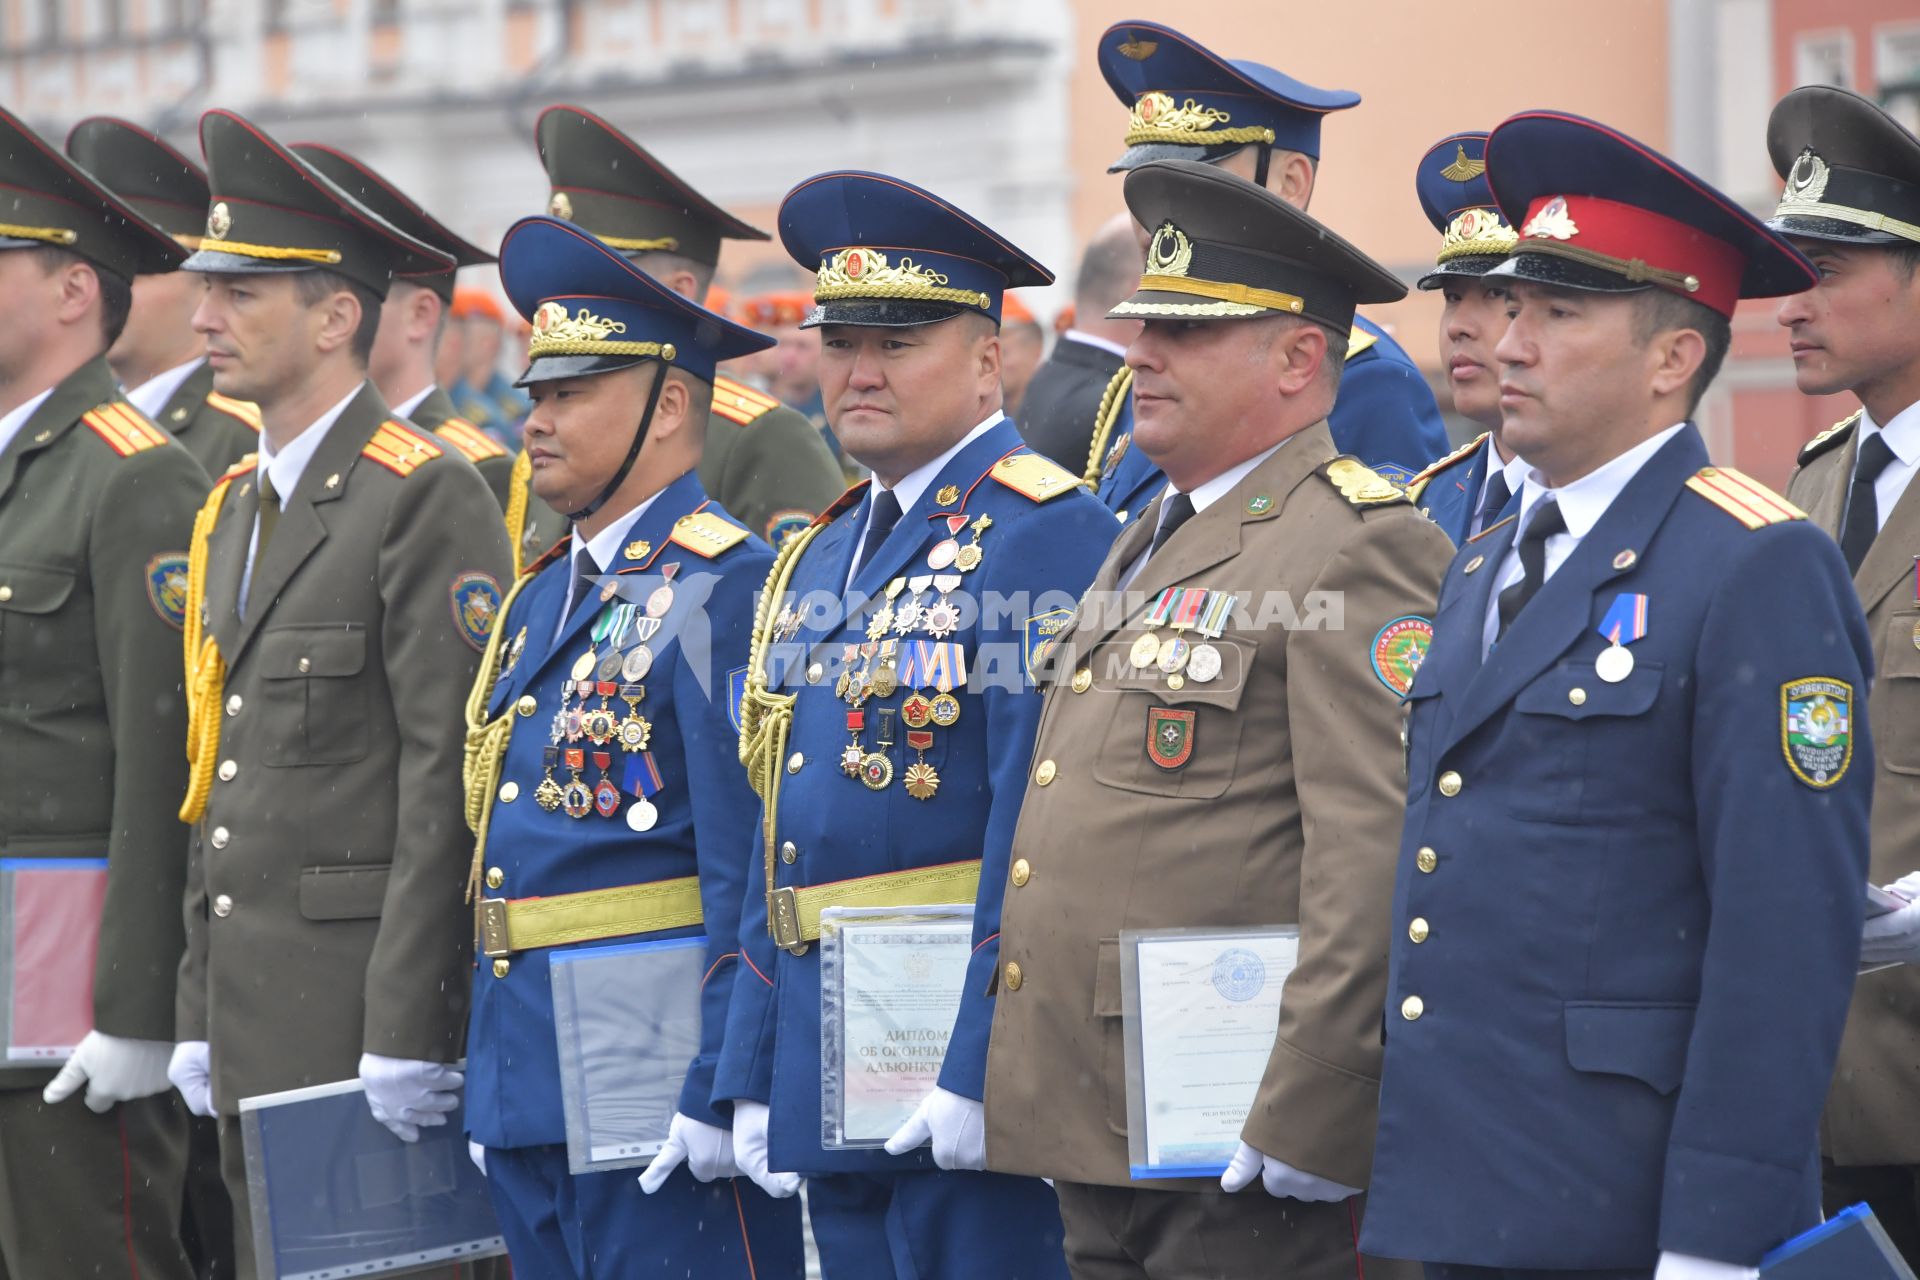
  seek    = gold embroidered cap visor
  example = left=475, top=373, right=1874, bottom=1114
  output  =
left=1765, top=85, right=1920, bottom=247
left=180, top=110, right=454, bottom=297
left=0, top=105, right=185, bottom=282
left=65, top=116, right=210, bottom=250
left=292, top=143, right=496, bottom=303
left=1110, top=158, right=1406, bottom=332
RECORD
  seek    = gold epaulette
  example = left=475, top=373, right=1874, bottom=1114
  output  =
left=1798, top=409, right=1862, bottom=466
left=1324, top=456, right=1408, bottom=507
left=1406, top=433, right=1491, bottom=500
left=1686, top=466, right=1807, bottom=529
left=205, top=391, right=263, bottom=432
left=82, top=402, right=169, bottom=457
left=669, top=509, right=751, bottom=558
left=991, top=451, right=1082, bottom=502
left=1347, top=327, right=1379, bottom=358
left=361, top=419, right=443, bottom=477
left=1083, top=365, right=1134, bottom=486
left=710, top=375, right=781, bottom=426
left=434, top=417, right=508, bottom=463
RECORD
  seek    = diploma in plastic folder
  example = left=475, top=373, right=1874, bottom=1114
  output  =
left=238, top=1078, right=505, bottom=1280
left=0, top=858, right=108, bottom=1062
left=1761, top=1203, right=1916, bottom=1278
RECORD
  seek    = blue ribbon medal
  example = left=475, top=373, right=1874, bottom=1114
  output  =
left=621, top=751, right=664, bottom=832
left=1594, top=592, right=1648, bottom=683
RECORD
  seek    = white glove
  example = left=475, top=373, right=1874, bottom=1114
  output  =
left=883, top=1087, right=987, bottom=1171
left=1219, top=1142, right=1360, bottom=1202
left=730, top=1100, right=800, bottom=1198
left=43, top=1031, right=175, bottom=1113
left=1652, top=1252, right=1757, bottom=1280
left=640, top=1113, right=739, bottom=1193
left=167, top=1040, right=214, bottom=1118
left=468, top=1140, right=486, bottom=1175
left=1862, top=897, right=1920, bottom=966
left=358, top=1053, right=463, bottom=1143
left=1891, top=871, right=1920, bottom=901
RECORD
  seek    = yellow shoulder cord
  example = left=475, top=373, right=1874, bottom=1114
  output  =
left=462, top=572, right=538, bottom=915
left=739, top=522, right=826, bottom=935
left=179, top=474, right=239, bottom=824
left=1082, top=365, right=1135, bottom=488
left=504, top=450, right=533, bottom=579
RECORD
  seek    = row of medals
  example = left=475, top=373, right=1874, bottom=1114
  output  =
left=1129, top=587, right=1236, bottom=689
left=533, top=570, right=678, bottom=831
left=773, top=515, right=993, bottom=802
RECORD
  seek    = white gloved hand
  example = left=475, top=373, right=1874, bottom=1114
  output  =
left=1652, top=1251, right=1757, bottom=1280
left=882, top=1087, right=987, bottom=1171
left=468, top=1140, right=486, bottom=1175
left=640, top=1113, right=739, bottom=1193
left=1890, top=871, right=1920, bottom=902
left=730, top=1100, right=800, bottom=1198
left=358, top=1053, right=463, bottom=1143
left=1219, top=1142, right=1361, bottom=1202
left=1862, top=898, right=1920, bottom=966
left=43, top=1031, right=175, bottom=1113
left=167, top=1040, right=214, bottom=1118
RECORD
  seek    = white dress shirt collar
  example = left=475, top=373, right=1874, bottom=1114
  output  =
left=125, top=357, right=205, bottom=423
left=0, top=388, right=56, bottom=460
left=1858, top=399, right=1920, bottom=534
left=256, top=384, right=365, bottom=507
left=846, top=410, right=1006, bottom=589
left=1118, top=439, right=1286, bottom=590
left=390, top=385, right=436, bottom=422
left=559, top=489, right=662, bottom=633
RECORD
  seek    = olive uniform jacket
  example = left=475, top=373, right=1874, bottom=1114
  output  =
left=150, top=360, right=260, bottom=477
left=0, top=356, right=209, bottom=1077
left=1789, top=409, right=1920, bottom=1169
left=983, top=422, right=1453, bottom=1190
left=405, top=384, right=514, bottom=512
left=699, top=376, right=845, bottom=548
left=176, top=381, right=511, bottom=1112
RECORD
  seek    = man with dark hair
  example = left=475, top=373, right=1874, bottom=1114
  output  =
left=162, top=109, right=510, bottom=1279
left=1017, top=212, right=1140, bottom=469
left=1769, top=86, right=1920, bottom=1263
left=0, top=104, right=207, bottom=1279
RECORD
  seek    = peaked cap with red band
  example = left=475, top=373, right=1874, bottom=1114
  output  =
left=1484, top=110, right=1816, bottom=318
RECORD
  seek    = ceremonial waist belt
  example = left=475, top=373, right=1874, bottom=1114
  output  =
left=770, top=859, right=981, bottom=951
left=480, top=875, right=703, bottom=958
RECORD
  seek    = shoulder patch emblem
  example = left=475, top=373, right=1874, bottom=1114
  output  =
left=362, top=420, right=444, bottom=477
left=450, top=571, right=502, bottom=652
left=435, top=418, right=508, bottom=462
left=204, top=392, right=263, bottom=433
left=1685, top=466, right=1805, bottom=529
left=710, top=375, right=781, bottom=426
left=82, top=403, right=168, bottom=457
left=1782, top=677, right=1853, bottom=788
left=991, top=452, right=1082, bottom=502
left=1371, top=616, right=1434, bottom=695
left=1024, top=607, right=1076, bottom=683
left=1146, top=707, right=1195, bottom=770
left=764, top=509, right=813, bottom=548
left=145, top=553, right=190, bottom=630
left=670, top=509, right=751, bottom=558
left=1799, top=409, right=1861, bottom=466
left=1325, top=456, right=1407, bottom=506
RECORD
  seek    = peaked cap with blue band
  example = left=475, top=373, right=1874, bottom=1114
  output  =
left=1415, top=132, right=1516, bottom=290
left=1098, top=19, right=1359, bottom=172
left=779, top=170, right=1052, bottom=329
left=499, top=215, right=774, bottom=387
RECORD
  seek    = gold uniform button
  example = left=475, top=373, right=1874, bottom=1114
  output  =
left=225, top=694, right=243, bottom=716
left=1401, top=995, right=1425, bottom=1021
left=516, top=695, right=538, bottom=717
left=1003, top=961, right=1023, bottom=991
left=1409, top=917, right=1430, bottom=943
left=1416, top=847, right=1438, bottom=874
left=1010, top=858, right=1031, bottom=887
left=787, top=752, right=805, bottom=774
left=806, top=662, right=824, bottom=684
left=298, top=656, right=311, bottom=673
left=217, top=760, right=237, bottom=782
left=212, top=894, right=232, bottom=918
left=499, top=781, right=520, bottom=803
left=1167, top=673, right=1185, bottom=691
left=1071, top=668, right=1092, bottom=694
left=781, top=841, right=798, bottom=865
left=492, top=959, right=511, bottom=979
left=1568, top=688, right=1587, bottom=707
left=485, top=867, right=504, bottom=890
left=1035, top=760, right=1057, bottom=786
left=1437, top=771, right=1462, bottom=797
left=210, top=827, right=230, bottom=849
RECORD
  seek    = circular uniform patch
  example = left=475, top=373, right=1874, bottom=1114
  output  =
left=765, top=510, right=812, bottom=548
left=1211, top=948, right=1266, bottom=1003
left=146, top=553, right=190, bottom=631
left=1371, top=616, right=1434, bottom=696
left=450, top=572, right=503, bottom=653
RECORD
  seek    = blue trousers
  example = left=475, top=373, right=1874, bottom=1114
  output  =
left=1425, top=1267, right=1653, bottom=1280
left=808, top=1168, right=1070, bottom=1280
left=485, top=1142, right=804, bottom=1279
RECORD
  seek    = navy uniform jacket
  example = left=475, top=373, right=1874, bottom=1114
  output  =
left=1094, top=314, right=1449, bottom=523
left=1407, top=433, right=1515, bottom=548
left=714, top=418, right=1113, bottom=1175
left=464, top=470, right=770, bottom=1150
left=1361, top=425, right=1873, bottom=1270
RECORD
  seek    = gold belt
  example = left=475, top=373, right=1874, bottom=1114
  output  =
left=770, top=859, right=981, bottom=951
left=480, top=876, right=703, bottom=958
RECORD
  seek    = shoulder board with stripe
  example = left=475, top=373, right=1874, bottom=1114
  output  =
left=82, top=402, right=169, bottom=457
left=710, top=375, right=781, bottom=426
left=669, top=509, right=751, bottom=558
left=1346, top=328, right=1379, bottom=358
left=812, top=481, right=871, bottom=529
left=434, top=417, right=508, bottom=462
left=361, top=419, right=444, bottom=477
left=1407, top=433, right=1490, bottom=491
left=217, top=453, right=258, bottom=485
left=526, top=536, right=570, bottom=578
left=1798, top=409, right=1861, bottom=466
left=1685, top=466, right=1806, bottom=529
left=204, top=391, right=263, bottom=432
left=989, top=451, right=1082, bottom=502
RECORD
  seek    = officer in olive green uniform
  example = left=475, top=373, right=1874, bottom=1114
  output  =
left=0, top=105, right=206, bottom=1280
left=161, top=110, right=510, bottom=1280
left=66, top=115, right=261, bottom=477
left=535, top=104, right=845, bottom=550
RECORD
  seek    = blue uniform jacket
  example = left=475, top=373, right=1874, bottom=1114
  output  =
left=1361, top=425, right=1873, bottom=1270
left=1094, top=314, right=1450, bottom=524
left=713, top=419, right=1113, bottom=1176
left=464, top=471, right=771, bottom=1150
left=1407, top=433, right=1521, bottom=547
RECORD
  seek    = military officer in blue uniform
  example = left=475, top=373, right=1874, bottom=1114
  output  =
left=1362, top=111, right=1874, bottom=1280
left=460, top=215, right=803, bottom=1278
left=717, top=171, right=1113, bottom=1278
left=1083, top=19, right=1450, bottom=520
left=1404, top=132, right=1526, bottom=546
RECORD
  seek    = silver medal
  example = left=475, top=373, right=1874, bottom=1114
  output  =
left=1595, top=643, right=1634, bottom=683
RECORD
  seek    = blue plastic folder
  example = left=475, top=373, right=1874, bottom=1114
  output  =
left=1761, top=1203, right=1916, bottom=1278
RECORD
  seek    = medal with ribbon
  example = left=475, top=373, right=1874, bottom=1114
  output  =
left=1595, top=592, right=1648, bottom=683
left=623, top=750, right=664, bottom=832
left=1133, top=587, right=1179, bottom=669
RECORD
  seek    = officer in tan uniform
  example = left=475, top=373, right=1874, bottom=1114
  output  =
left=66, top=115, right=261, bottom=476
left=0, top=105, right=205, bottom=1279
left=981, top=160, right=1451, bottom=1279
left=160, top=109, right=511, bottom=1279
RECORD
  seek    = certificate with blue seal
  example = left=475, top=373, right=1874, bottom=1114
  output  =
left=1119, top=925, right=1301, bottom=1179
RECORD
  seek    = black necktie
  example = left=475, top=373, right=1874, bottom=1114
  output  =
left=1475, top=467, right=1512, bottom=538
left=1496, top=499, right=1567, bottom=639
left=853, top=488, right=902, bottom=578
left=1840, top=432, right=1896, bottom=575
left=1149, top=493, right=1197, bottom=559
left=569, top=547, right=602, bottom=620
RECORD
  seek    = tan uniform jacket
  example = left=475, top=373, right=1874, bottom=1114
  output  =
left=153, top=360, right=261, bottom=478
left=176, top=382, right=511, bottom=1111
left=983, top=422, right=1452, bottom=1190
